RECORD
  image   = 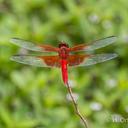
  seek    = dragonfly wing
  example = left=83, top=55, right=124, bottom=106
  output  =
left=70, top=36, right=117, bottom=52
left=68, top=55, right=90, bottom=66
left=68, top=53, right=117, bottom=67
left=11, top=55, right=60, bottom=68
left=10, top=38, right=59, bottom=52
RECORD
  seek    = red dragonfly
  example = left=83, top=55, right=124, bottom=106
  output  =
left=10, top=36, right=117, bottom=84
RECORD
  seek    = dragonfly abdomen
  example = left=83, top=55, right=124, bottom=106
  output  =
left=61, top=59, right=68, bottom=84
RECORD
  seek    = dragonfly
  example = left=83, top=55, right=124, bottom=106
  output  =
left=10, top=36, right=117, bottom=84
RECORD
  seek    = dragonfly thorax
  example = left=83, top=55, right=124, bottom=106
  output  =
left=58, top=42, right=69, bottom=59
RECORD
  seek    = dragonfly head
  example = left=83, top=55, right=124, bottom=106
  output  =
left=59, top=42, right=69, bottom=48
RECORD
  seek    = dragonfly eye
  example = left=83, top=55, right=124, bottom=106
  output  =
left=59, top=42, right=69, bottom=48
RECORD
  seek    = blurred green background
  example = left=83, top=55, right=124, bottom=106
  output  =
left=0, top=0, right=128, bottom=128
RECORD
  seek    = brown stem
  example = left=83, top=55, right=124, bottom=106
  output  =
left=66, top=82, right=89, bottom=128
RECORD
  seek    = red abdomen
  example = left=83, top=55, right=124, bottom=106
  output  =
left=61, top=59, right=68, bottom=84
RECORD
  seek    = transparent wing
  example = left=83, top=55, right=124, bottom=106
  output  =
left=10, top=38, right=59, bottom=52
left=10, top=55, right=60, bottom=68
left=68, top=53, right=118, bottom=67
left=70, top=36, right=117, bottom=52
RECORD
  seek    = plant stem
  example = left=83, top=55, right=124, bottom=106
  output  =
left=66, top=82, right=89, bottom=128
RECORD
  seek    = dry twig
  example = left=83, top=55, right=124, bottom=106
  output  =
left=66, top=82, right=88, bottom=128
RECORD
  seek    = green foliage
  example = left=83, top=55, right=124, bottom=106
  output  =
left=0, top=0, right=128, bottom=128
